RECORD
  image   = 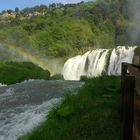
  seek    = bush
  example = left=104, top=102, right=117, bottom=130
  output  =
left=51, top=74, right=64, bottom=80
left=0, top=62, right=50, bottom=84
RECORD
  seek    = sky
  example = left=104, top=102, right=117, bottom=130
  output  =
left=0, top=0, right=91, bottom=11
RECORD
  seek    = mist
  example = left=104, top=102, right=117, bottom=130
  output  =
left=0, top=44, right=64, bottom=75
left=0, top=44, right=27, bottom=61
left=127, top=0, right=140, bottom=45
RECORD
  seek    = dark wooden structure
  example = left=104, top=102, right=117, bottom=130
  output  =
left=121, top=62, right=140, bottom=140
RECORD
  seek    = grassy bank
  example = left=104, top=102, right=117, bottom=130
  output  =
left=19, top=76, right=122, bottom=140
left=0, top=61, right=50, bottom=84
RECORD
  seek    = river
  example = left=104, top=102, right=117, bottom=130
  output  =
left=0, top=79, right=84, bottom=140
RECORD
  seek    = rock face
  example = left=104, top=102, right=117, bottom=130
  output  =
left=62, top=46, right=139, bottom=80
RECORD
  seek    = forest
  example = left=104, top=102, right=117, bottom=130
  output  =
left=0, top=0, right=137, bottom=58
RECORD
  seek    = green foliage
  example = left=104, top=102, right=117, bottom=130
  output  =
left=0, top=0, right=137, bottom=58
left=80, top=75, right=90, bottom=82
left=51, top=74, right=64, bottom=80
left=56, top=105, right=75, bottom=117
left=19, top=76, right=122, bottom=140
left=0, top=26, right=32, bottom=47
left=31, top=17, right=94, bottom=56
left=0, top=62, right=50, bottom=84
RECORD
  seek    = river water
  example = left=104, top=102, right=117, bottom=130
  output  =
left=0, top=80, right=84, bottom=140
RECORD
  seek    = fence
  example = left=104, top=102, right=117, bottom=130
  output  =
left=121, top=62, right=140, bottom=140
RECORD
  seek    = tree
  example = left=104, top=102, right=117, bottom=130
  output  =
left=39, top=5, right=48, bottom=13
left=36, top=22, right=45, bottom=30
left=22, top=23, right=36, bottom=34
left=49, top=3, right=56, bottom=9
left=7, top=9, right=13, bottom=14
left=22, top=8, right=31, bottom=17
left=1, top=10, right=6, bottom=14
left=15, top=7, right=20, bottom=14
left=56, top=3, right=64, bottom=8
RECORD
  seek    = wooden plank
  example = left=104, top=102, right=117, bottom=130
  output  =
left=135, top=77, right=140, bottom=96
left=121, top=75, right=125, bottom=120
left=122, top=63, right=129, bottom=76
left=121, top=63, right=140, bottom=140
left=128, top=65, right=140, bottom=96
left=134, top=95, right=140, bottom=112
left=133, top=56, right=140, bottom=65
left=136, top=114, right=140, bottom=138
left=133, top=81, right=140, bottom=140
left=121, top=63, right=129, bottom=120
left=123, top=75, right=135, bottom=140
left=133, top=114, right=140, bottom=140
left=128, top=65, right=140, bottom=77
left=136, top=85, right=140, bottom=96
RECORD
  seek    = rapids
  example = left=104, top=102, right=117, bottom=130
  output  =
left=0, top=80, right=84, bottom=140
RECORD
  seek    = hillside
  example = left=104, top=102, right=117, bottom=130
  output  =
left=0, top=0, right=138, bottom=58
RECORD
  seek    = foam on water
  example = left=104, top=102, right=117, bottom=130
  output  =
left=0, top=80, right=84, bottom=140
left=0, top=98, right=60, bottom=140
left=0, top=83, right=7, bottom=87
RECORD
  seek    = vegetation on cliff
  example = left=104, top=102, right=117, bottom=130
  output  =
left=0, top=0, right=136, bottom=58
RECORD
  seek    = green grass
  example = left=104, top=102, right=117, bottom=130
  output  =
left=0, top=61, right=50, bottom=84
left=19, top=76, right=122, bottom=140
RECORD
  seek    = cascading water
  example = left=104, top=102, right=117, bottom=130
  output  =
left=107, top=46, right=136, bottom=75
left=62, top=46, right=137, bottom=80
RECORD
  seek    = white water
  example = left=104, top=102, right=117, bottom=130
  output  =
left=0, top=83, right=7, bottom=87
left=0, top=80, right=84, bottom=140
left=62, top=46, right=136, bottom=80
left=0, top=98, right=60, bottom=140
left=107, top=46, right=136, bottom=75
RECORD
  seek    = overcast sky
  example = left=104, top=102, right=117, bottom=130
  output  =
left=0, top=0, right=91, bottom=11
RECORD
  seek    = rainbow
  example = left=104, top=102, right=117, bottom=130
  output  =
left=0, top=43, right=63, bottom=75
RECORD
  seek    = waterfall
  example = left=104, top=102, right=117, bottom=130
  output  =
left=62, top=46, right=137, bottom=80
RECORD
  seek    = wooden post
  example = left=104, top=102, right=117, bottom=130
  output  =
left=123, top=75, right=135, bottom=140
left=121, top=63, right=129, bottom=120
left=121, top=62, right=129, bottom=76
left=133, top=56, right=140, bottom=66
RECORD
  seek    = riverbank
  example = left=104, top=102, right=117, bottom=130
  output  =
left=20, top=76, right=122, bottom=140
